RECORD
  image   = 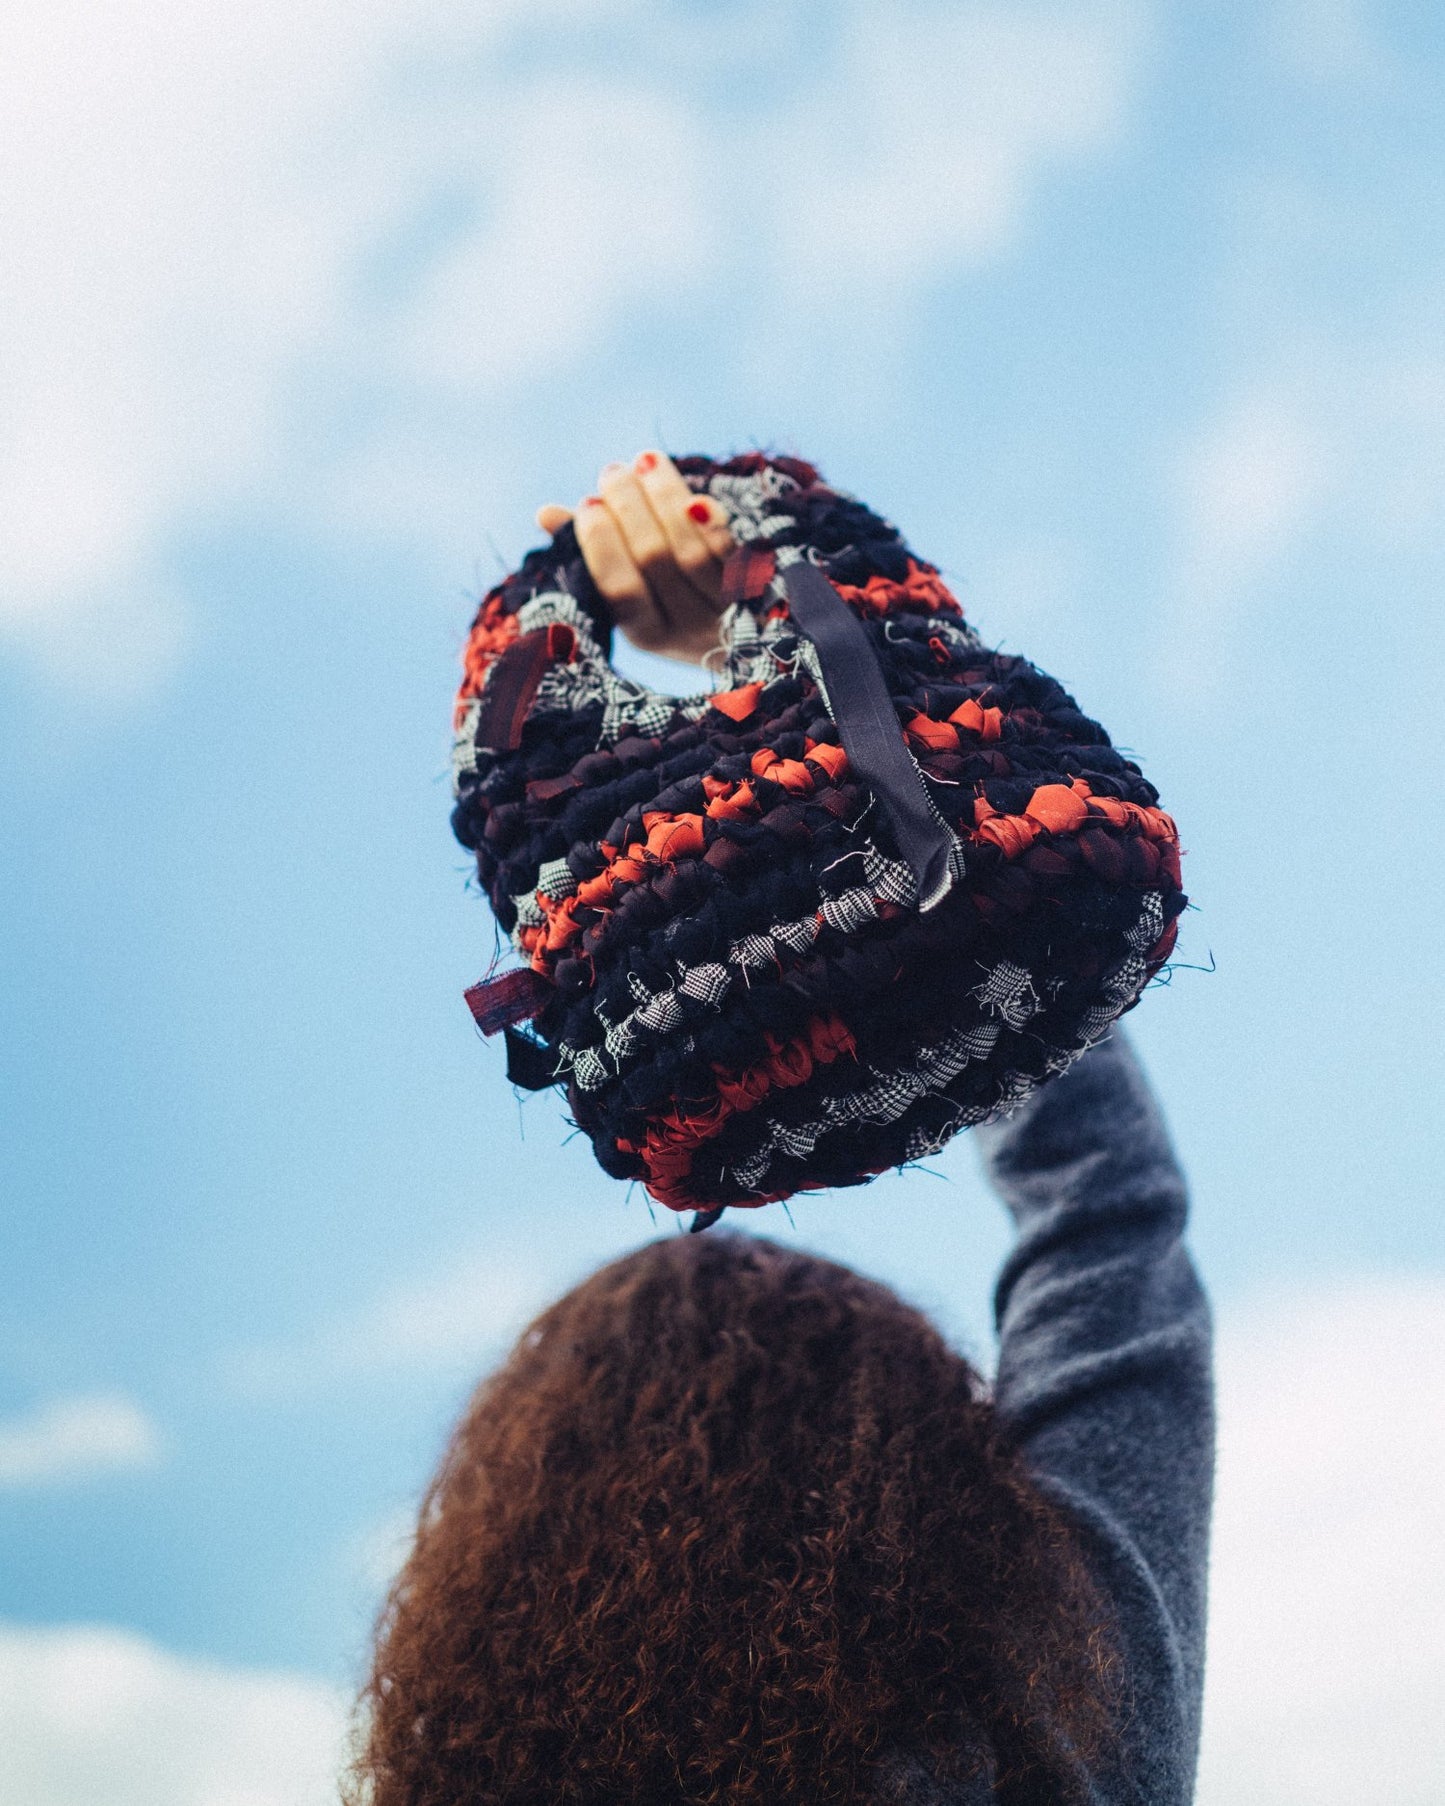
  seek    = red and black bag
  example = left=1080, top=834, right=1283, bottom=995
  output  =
left=451, top=454, right=1184, bottom=1224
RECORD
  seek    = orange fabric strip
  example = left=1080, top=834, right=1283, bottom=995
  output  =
left=804, top=739, right=849, bottom=782
left=705, top=780, right=758, bottom=822
left=710, top=682, right=763, bottom=721
left=948, top=697, right=1004, bottom=740
left=831, top=559, right=961, bottom=618
left=641, top=813, right=706, bottom=861
left=520, top=734, right=876, bottom=980
left=750, top=747, right=814, bottom=793
left=903, top=711, right=958, bottom=752
left=969, top=778, right=1179, bottom=860
left=456, top=594, right=520, bottom=703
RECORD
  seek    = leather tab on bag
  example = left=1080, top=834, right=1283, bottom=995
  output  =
left=473, top=623, right=576, bottom=752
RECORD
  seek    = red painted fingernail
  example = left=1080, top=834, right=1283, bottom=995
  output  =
left=584, top=495, right=603, bottom=507
left=687, top=500, right=711, bottom=523
left=635, top=451, right=658, bottom=473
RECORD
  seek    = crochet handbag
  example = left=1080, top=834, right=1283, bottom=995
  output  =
left=451, top=454, right=1184, bottom=1225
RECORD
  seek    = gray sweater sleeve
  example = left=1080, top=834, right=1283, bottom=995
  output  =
left=975, top=1032, right=1214, bottom=1805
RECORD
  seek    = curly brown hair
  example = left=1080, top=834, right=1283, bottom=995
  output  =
left=349, top=1233, right=1118, bottom=1806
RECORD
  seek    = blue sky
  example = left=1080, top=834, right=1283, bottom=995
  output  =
left=2, top=2, right=1443, bottom=1801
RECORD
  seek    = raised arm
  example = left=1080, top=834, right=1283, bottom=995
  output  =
left=975, top=1032, right=1214, bottom=1804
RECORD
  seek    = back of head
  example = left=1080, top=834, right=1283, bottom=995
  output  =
left=352, top=1234, right=1115, bottom=1805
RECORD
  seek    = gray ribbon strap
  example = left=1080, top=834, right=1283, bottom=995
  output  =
left=780, top=558, right=957, bottom=912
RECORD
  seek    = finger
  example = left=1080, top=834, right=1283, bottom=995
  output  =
left=597, top=461, right=730, bottom=658
left=630, top=453, right=731, bottom=604
left=633, top=451, right=734, bottom=588
left=535, top=504, right=572, bottom=536
left=679, top=490, right=736, bottom=565
left=578, top=485, right=719, bottom=663
left=595, top=461, right=672, bottom=577
left=572, top=496, right=669, bottom=652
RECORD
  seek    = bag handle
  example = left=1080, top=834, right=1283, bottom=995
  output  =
left=778, top=557, right=959, bottom=911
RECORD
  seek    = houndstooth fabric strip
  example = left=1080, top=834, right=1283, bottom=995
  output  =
left=535, top=857, right=578, bottom=901
left=679, top=962, right=731, bottom=1008
left=724, top=1020, right=1005, bottom=1194
left=544, top=874, right=1169, bottom=1107
left=708, top=465, right=804, bottom=545
left=971, top=959, right=1041, bottom=1031
left=724, top=1012, right=1125, bottom=1198
left=553, top=881, right=923, bottom=1090
left=718, top=887, right=1168, bottom=1194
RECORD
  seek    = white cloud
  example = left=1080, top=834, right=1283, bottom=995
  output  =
left=1199, top=1274, right=1445, bottom=1805
left=1171, top=337, right=1445, bottom=585
left=1173, top=389, right=1333, bottom=590
left=348, top=1504, right=419, bottom=1594
left=770, top=3, right=1142, bottom=296
left=0, top=1622, right=347, bottom=1806
left=1160, top=333, right=1445, bottom=687
left=1157, top=387, right=1331, bottom=690
left=1266, top=0, right=1401, bottom=87
left=229, top=1205, right=688, bottom=1400
left=332, top=0, right=1148, bottom=551
left=400, top=79, right=716, bottom=390
left=1163, top=390, right=1329, bottom=689
left=0, top=1393, right=162, bottom=1488
left=3, top=0, right=1145, bottom=696
left=343, top=1250, right=546, bottom=1369
left=230, top=1247, right=559, bottom=1398
left=0, top=0, right=397, bottom=682
left=0, top=0, right=545, bottom=684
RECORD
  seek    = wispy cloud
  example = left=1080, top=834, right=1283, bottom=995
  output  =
left=1199, top=1273, right=1445, bottom=1803
left=1264, top=0, right=1402, bottom=88
left=349, top=1503, right=420, bottom=1594
left=2, top=0, right=1146, bottom=697
left=0, top=1393, right=162, bottom=1488
left=1159, top=333, right=1445, bottom=691
left=766, top=2, right=1144, bottom=298
left=326, top=0, right=1151, bottom=584
left=0, top=1622, right=346, bottom=1806
left=0, top=0, right=541, bottom=687
left=1157, top=384, right=1333, bottom=686
left=230, top=1246, right=564, bottom=1399
left=1173, top=389, right=1333, bottom=592
left=399, top=77, right=716, bottom=393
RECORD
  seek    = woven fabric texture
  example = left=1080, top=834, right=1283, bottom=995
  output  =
left=450, top=454, right=1186, bottom=1217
